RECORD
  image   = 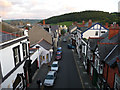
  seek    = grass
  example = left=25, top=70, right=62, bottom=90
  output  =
left=50, top=21, right=73, bottom=27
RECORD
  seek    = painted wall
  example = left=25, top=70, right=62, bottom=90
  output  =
left=82, top=24, right=108, bottom=39
left=0, top=37, right=28, bottom=88
left=1, top=62, right=25, bottom=88
left=0, top=39, right=28, bottom=77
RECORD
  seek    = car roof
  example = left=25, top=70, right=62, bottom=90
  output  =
left=47, top=71, right=56, bottom=75
left=52, top=61, right=58, bottom=64
left=57, top=47, right=62, bottom=50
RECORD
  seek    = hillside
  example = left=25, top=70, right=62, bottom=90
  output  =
left=3, top=19, right=42, bottom=25
left=43, top=10, right=120, bottom=25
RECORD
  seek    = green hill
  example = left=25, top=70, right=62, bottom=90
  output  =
left=42, top=10, right=120, bottom=25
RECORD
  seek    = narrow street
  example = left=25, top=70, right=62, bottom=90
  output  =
left=42, top=34, right=83, bottom=89
left=53, top=37, right=82, bottom=88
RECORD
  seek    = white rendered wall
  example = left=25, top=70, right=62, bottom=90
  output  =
left=0, top=38, right=28, bottom=88
left=82, top=24, right=108, bottom=39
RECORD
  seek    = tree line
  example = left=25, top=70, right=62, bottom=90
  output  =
left=41, top=10, right=120, bottom=25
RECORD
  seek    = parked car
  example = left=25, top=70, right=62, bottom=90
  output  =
left=44, top=71, right=57, bottom=86
left=63, top=38, right=67, bottom=42
left=51, top=61, right=59, bottom=71
left=67, top=44, right=75, bottom=49
left=56, top=50, right=62, bottom=55
left=57, top=47, right=62, bottom=54
left=57, top=47, right=62, bottom=50
left=55, top=54, right=62, bottom=60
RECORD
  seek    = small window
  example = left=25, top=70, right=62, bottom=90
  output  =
left=22, top=43, right=28, bottom=58
left=101, top=31, right=105, bottom=33
left=95, top=31, right=98, bottom=36
left=40, top=55, right=42, bottom=60
left=43, top=56, right=45, bottom=60
left=46, top=54, right=49, bottom=59
left=13, top=46, right=21, bottom=66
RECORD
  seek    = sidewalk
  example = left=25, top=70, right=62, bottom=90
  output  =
left=73, top=49, right=97, bottom=89
left=27, top=48, right=56, bottom=89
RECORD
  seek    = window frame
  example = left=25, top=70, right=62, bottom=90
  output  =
left=95, top=31, right=98, bottom=36
left=22, top=43, right=28, bottom=58
left=13, top=46, right=21, bottom=66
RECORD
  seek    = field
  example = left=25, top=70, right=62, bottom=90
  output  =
left=51, top=21, right=73, bottom=27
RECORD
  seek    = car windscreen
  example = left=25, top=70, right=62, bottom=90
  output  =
left=52, top=64, right=58, bottom=67
left=46, top=75, right=54, bottom=79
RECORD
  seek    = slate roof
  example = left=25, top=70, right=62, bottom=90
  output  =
left=0, top=22, right=24, bottom=43
left=38, top=39, right=52, bottom=50
left=89, top=31, right=108, bottom=51
left=50, top=25, right=59, bottom=38
left=28, top=25, right=52, bottom=46
left=69, top=25, right=77, bottom=32
left=105, top=45, right=120, bottom=67
left=98, top=32, right=120, bottom=62
left=77, top=27, right=88, bottom=32
left=50, top=25, right=59, bottom=33
left=2, top=22, right=22, bottom=33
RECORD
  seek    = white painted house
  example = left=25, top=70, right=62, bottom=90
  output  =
left=80, top=23, right=109, bottom=39
left=27, top=25, right=53, bottom=82
left=0, top=21, right=29, bottom=89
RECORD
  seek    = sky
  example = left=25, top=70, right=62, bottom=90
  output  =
left=0, top=0, right=120, bottom=20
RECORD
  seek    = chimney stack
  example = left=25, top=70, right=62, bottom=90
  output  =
left=105, top=23, right=109, bottom=28
left=43, top=19, right=45, bottom=25
left=108, top=25, right=120, bottom=39
left=88, top=19, right=92, bottom=27
left=82, top=20, right=85, bottom=26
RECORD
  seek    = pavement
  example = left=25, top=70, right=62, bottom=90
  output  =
left=72, top=49, right=97, bottom=89
left=27, top=48, right=56, bottom=89
left=27, top=34, right=97, bottom=89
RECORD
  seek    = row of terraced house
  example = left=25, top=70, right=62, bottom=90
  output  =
left=70, top=20, right=120, bottom=90
left=0, top=18, right=63, bottom=89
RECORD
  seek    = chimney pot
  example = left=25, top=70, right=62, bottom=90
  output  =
left=88, top=19, right=92, bottom=27
left=43, top=19, right=45, bottom=25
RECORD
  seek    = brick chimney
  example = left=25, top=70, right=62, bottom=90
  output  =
left=108, top=24, right=120, bottom=39
left=82, top=20, right=85, bottom=26
left=43, top=19, right=45, bottom=25
left=88, top=19, right=92, bottom=27
left=105, top=23, right=109, bottom=28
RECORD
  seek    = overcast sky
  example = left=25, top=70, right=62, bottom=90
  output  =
left=0, top=0, right=120, bottom=19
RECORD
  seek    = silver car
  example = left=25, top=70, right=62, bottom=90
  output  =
left=44, top=71, right=57, bottom=86
left=51, top=61, right=59, bottom=71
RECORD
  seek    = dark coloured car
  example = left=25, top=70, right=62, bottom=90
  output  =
left=55, top=54, right=62, bottom=60
left=67, top=44, right=75, bottom=49
left=63, top=38, right=67, bottom=42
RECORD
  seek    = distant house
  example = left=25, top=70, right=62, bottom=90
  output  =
left=50, top=25, right=59, bottom=48
left=78, top=23, right=108, bottom=39
left=0, top=21, right=29, bottom=89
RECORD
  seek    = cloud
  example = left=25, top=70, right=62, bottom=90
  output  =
left=1, top=0, right=119, bottom=19
left=0, top=0, right=12, bottom=17
left=0, top=0, right=12, bottom=8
